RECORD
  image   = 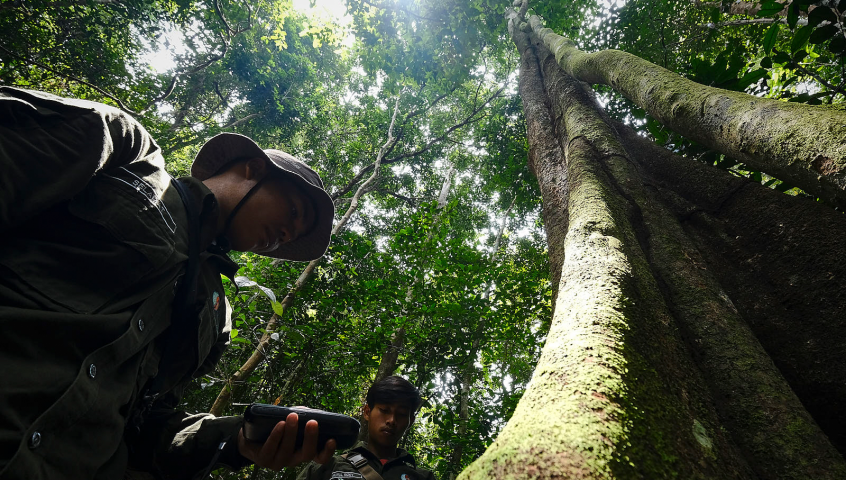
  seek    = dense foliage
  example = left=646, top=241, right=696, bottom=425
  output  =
left=2, top=0, right=843, bottom=477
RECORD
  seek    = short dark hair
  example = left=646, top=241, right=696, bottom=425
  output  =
left=366, top=376, right=423, bottom=412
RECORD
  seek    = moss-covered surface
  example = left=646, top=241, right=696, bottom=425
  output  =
left=615, top=120, right=846, bottom=458
left=462, top=19, right=750, bottom=479
left=606, top=147, right=846, bottom=479
left=464, top=10, right=846, bottom=479
left=511, top=8, right=569, bottom=300
left=526, top=15, right=846, bottom=211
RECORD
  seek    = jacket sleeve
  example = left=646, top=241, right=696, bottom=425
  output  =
left=296, top=457, right=337, bottom=480
left=0, top=87, right=164, bottom=232
left=127, top=386, right=252, bottom=480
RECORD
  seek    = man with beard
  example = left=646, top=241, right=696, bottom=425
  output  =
left=297, top=376, right=435, bottom=480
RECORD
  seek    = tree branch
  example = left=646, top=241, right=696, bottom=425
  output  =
left=794, top=63, right=846, bottom=97
left=222, top=112, right=261, bottom=128
left=330, top=85, right=505, bottom=201
left=0, top=44, right=138, bottom=115
left=377, top=189, right=417, bottom=206
left=704, top=17, right=807, bottom=28
left=140, top=1, right=254, bottom=113
left=208, top=95, right=403, bottom=416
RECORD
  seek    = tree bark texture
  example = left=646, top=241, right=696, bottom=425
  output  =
left=526, top=15, right=846, bottom=211
left=459, top=9, right=846, bottom=480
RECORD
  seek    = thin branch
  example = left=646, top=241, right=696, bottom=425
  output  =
left=404, top=86, right=457, bottom=120
left=0, top=45, right=138, bottom=115
left=208, top=95, right=403, bottom=416
left=794, top=63, right=846, bottom=97
left=704, top=18, right=807, bottom=28
left=331, top=86, right=506, bottom=200
left=377, top=189, right=417, bottom=206
left=214, top=81, right=227, bottom=103
left=141, top=1, right=253, bottom=113
left=221, top=113, right=261, bottom=128
left=141, top=41, right=229, bottom=113
left=213, top=0, right=234, bottom=37
left=490, top=197, right=517, bottom=261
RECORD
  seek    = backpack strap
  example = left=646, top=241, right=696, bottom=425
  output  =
left=342, top=453, right=385, bottom=480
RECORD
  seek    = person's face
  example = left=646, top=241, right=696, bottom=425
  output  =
left=227, top=173, right=317, bottom=254
left=364, top=402, right=412, bottom=450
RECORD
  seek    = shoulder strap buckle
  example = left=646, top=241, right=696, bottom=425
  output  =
left=344, top=452, right=385, bottom=480
left=347, top=453, right=369, bottom=468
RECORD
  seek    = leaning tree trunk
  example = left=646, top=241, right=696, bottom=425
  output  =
left=525, top=15, right=846, bottom=210
left=357, top=165, right=455, bottom=443
left=460, top=6, right=846, bottom=479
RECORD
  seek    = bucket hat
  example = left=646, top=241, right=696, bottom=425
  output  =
left=191, top=133, right=334, bottom=261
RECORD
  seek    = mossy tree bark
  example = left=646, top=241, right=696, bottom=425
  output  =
left=525, top=15, right=846, bottom=211
left=459, top=6, right=846, bottom=479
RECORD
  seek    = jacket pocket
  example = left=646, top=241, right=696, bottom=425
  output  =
left=0, top=164, right=177, bottom=314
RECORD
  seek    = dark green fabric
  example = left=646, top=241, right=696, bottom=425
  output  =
left=0, top=87, right=249, bottom=479
left=296, top=442, right=436, bottom=480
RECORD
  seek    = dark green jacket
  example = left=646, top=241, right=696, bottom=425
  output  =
left=296, top=442, right=436, bottom=480
left=0, top=87, right=249, bottom=479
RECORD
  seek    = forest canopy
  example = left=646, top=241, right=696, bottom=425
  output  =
left=2, top=0, right=845, bottom=478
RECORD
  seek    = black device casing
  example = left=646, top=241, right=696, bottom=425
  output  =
left=243, top=404, right=360, bottom=450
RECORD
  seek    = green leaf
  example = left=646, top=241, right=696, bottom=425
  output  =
left=791, top=25, right=813, bottom=53
left=775, top=181, right=794, bottom=192
left=810, top=24, right=838, bottom=44
left=830, top=35, right=846, bottom=54
left=230, top=328, right=239, bottom=339
left=756, top=1, right=784, bottom=17
left=787, top=2, right=800, bottom=29
left=808, top=6, right=837, bottom=28
left=735, top=68, right=768, bottom=90
left=772, top=49, right=791, bottom=63
left=761, top=57, right=773, bottom=68
left=710, top=7, right=721, bottom=23
left=763, top=24, right=779, bottom=55
left=272, top=301, right=285, bottom=316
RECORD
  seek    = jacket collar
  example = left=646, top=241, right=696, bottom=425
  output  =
left=179, top=176, right=239, bottom=280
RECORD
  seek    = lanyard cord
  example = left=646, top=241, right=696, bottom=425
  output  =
left=214, top=177, right=267, bottom=254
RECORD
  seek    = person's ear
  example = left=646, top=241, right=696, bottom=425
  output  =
left=243, top=157, right=269, bottom=182
left=362, top=404, right=371, bottom=422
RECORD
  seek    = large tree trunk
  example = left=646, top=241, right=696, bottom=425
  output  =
left=459, top=8, right=846, bottom=479
left=526, top=15, right=846, bottom=210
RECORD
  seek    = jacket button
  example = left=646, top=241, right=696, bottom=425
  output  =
left=29, top=432, right=41, bottom=449
left=88, top=364, right=97, bottom=379
left=138, top=319, right=145, bottom=332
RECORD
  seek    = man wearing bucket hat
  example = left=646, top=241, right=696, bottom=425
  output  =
left=0, top=86, right=335, bottom=479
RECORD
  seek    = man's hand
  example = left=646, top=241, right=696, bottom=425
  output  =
left=237, top=412, right=337, bottom=470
